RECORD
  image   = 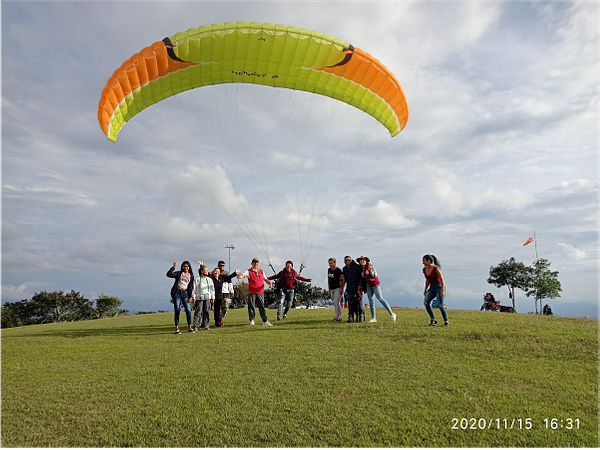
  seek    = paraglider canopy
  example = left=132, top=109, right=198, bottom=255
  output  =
left=98, top=21, right=409, bottom=142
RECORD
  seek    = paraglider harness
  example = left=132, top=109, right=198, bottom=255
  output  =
left=270, top=262, right=305, bottom=300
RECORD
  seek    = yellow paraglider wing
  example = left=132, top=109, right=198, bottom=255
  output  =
left=98, top=21, right=409, bottom=142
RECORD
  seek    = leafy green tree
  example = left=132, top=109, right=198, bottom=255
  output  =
left=264, top=285, right=279, bottom=307
left=295, top=281, right=332, bottom=307
left=29, top=290, right=96, bottom=323
left=1, top=290, right=96, bottom=327
left=1, top=300, right=33, bottom=328
left=231, top=281, right=248, bottom=309
left=487, top=257, right=532, bottom=312
left=526, top=258, right=562, bottom=314
left=230, top=280, right=331, bottom=310
left=95, top=294, right=123, bottom=318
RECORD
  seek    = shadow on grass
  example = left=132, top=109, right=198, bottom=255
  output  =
left=6, top=324, right=175, bottom=338
left=6, top=315, right=362, bottom=339
left=4, top=310, right=404, bottom=339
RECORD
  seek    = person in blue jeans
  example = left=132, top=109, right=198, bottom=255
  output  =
left=268, top=261, right=312, bottom=321
left=167, top=260, right=195, bottom=334
left=422, top=254, right=449, bottom=327
left=357, top=256, right=396, bottom=323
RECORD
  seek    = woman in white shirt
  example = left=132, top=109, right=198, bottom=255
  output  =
left=191, top=265, right=215, bottom=331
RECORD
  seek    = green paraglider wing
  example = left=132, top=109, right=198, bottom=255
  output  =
left=98, top=21, right=409, bottom=141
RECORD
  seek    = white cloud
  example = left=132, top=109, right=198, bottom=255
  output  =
left=557, top=243, right=586, bottom=262
left=432, top=180, right=534, bottom=217
left=269, top=150, right=316, bottom=170
left=1, top=2, right=597, bottom=316
left=2, top=222, right=26, bottom=241
left=330, top=200, right=417, bottom=230
left=2, top=184, right=97, bottom=208
left=2, top=283, right=31, bottom=302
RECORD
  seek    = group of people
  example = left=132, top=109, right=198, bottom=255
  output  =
left=166, top=259, right=236, bottom=333
left=327, top=256, right=396, bottom=323
left=167, top=253, right=449, bottom=334
left=325, top=254, right=448, bottom=326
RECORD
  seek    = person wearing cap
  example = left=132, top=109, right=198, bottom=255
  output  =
left=268, top=261, right=312, bottom=321
left=357, top=256, right=396, bottom=323
left=218, top=261, right=235, bottom=325
left=342, top=256, right=366, bottom=322
left=327, top=258, right=345, bottom=322
left=198, top=260, right=239, bottom=328
left=237, top=258, right=274, bottom=326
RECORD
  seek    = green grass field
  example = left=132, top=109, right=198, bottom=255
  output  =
left=1, top=307, right=597, bottom=447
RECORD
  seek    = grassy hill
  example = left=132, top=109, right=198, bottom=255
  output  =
left=1, top=308, right=597, bottom=447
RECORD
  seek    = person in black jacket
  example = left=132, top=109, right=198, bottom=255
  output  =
left=166, top=260, right=195, bottom=334
left=342, top=256, right=366, bottom=322
left=198, top=260, right=239, bottom=327
left=267, top=261, right=312, bottom=321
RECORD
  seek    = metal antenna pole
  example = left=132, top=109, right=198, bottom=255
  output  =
left=533, top=231, right=540, bottom=314
left=224, top=243, right=235, bottom=273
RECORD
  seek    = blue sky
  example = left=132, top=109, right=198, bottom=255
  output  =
left=2, top=1, right=597, bottom=319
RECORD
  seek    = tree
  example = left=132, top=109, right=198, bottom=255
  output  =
left=294, top=281, right=332, bottom=307
left=1, top=300, right=33, bottom=328
left=526, top=258, right=562, bottom=314
left=231, top=281, right=248, bottom=309
left=230, top=280, right=331, bottom=310
left=1, top=290, right=96, bottom=327
left=487, top=257, right=532, bottom=312
left=29, top=290, right=97, bottom=323
left=264, top=281, right=332, bottom=308
left=95, top=294, right=124, bottom=318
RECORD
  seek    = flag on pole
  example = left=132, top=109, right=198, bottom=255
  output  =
left=523, top=238, right=533, bottom=246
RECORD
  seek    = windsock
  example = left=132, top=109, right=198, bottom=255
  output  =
left=523, top=238, right=533, bottom=246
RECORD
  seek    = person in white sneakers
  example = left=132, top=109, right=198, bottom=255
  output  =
left=422, top=254, right=448, bottom=327
left=357, top=256, right=396, bottom=323
left=327, top=258, right=345, bottom=322
left=191, top=264, right=215, bottom=331
left=237, top=258, right=273, bottom=326
left=218, top=261, right=235, bottom=326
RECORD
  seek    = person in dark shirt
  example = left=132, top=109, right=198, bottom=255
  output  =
left=218, top=261, right=235, bottom=325
left=198, top=259, right=238, bottom=327
left=327, top=258, right=345, bottom=322
left=268, top=261, right=312, bottom=321
left=166, top=260, right=195, bottom=334
left=342, top=256, right=365, bottom=322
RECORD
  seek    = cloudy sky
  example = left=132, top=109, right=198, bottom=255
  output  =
left=2, top=1, right=597, bottom=318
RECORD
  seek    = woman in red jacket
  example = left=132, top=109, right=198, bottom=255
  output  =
left=268, top=261, right=312, bottom=321
left=357, top=256, right=396, bottom=323
left=422, top=254, right=449, bottom=327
